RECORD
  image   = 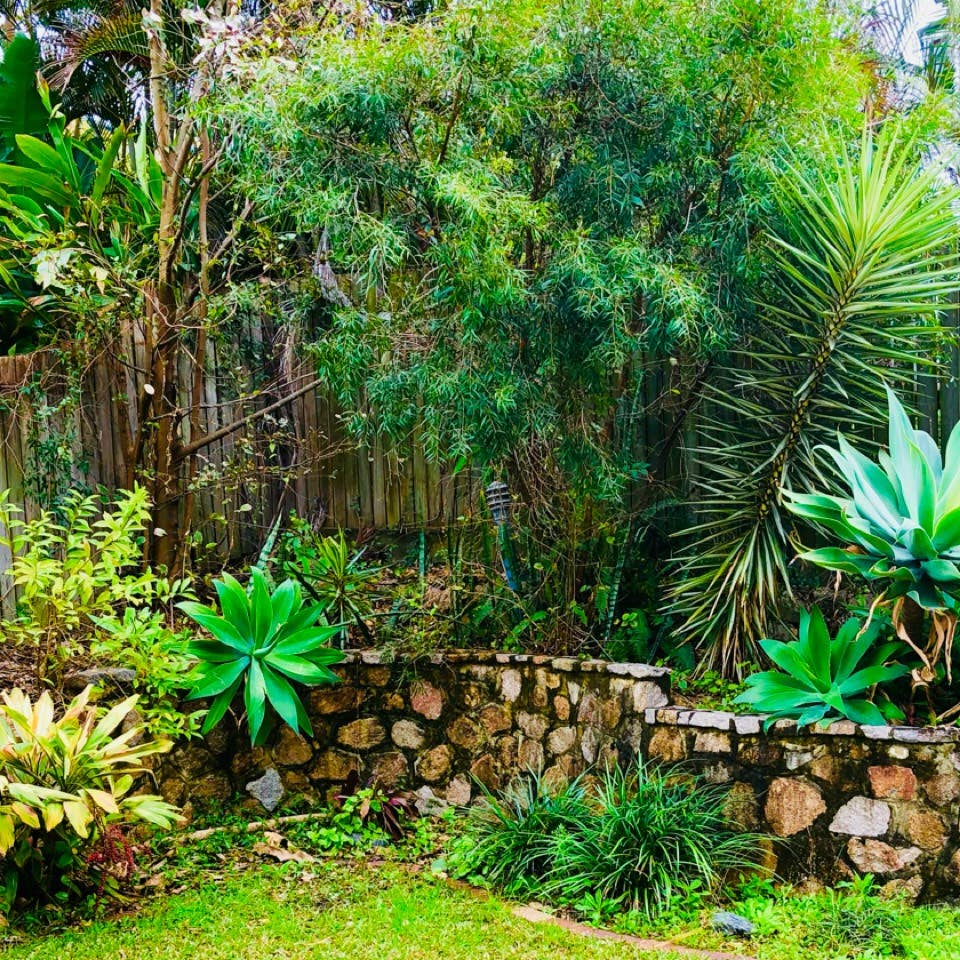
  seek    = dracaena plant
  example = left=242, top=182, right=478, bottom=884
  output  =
left=784, top=386, right=960, bottom=682
left=733, top=607, right=907, bottom=729
left=0, top=686, right=179, bottom=913
left=179, top=568, right=345, bottom=746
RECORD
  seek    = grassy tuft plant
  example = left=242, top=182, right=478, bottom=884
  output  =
left=450, top=762, right=758, bottom=918
left=448, top=771, right=590, bottom=896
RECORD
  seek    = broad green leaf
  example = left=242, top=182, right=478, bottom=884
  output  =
left=214, top=574, right=253, bottom=639
left=245, top=659, right=267, bottom=745
left=178, top=601, right=250, bottom=653
left=260, top=662, right=304, bottom=734
left=188, top=657, right=249, bottom=700
left=250, top=568, right=273, bottom=644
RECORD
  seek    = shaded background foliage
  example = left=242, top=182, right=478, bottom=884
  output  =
left=0, top=0, right=956, bottom=672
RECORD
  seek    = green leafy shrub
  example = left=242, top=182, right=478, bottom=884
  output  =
left=0, top=486, right=198, bottom=738
left=180, top=568, right=345, bottom=745
left=0, top=486, right=179, bottom=665
left=785, top=385, right=960, bottom=682
left=450, top=763, right=757, bottom=918
left=90, top=608, right=202, bottom=740
left=0, top=686, right=179, bottom=914
left=449, top=771, right=590, bottom=896
left=734, top=607, right=906, bottom=728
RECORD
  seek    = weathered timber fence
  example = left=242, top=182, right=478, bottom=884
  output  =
left=0, top=316, right=958, bottom=592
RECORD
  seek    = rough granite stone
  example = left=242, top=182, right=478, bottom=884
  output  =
left=784, top=747, right=815, bottom=771
left=601, top=697, right=622, bottom=729
left=392, top=719, right=426, bottom=750
left=901, top=808, right=947, bottom=851
left=829, top=797, right=891, bottom=837
left=724, top=782, right=759, bottom=830
left=734, top=715, right=762, bottom=735
left=373, top=751, right=409, bottom=788
left=338, top=717, right=386, bottom=750
left=631, top=682, right=669, bottom=713
left=647, top=727, right=686, bottom=763
left=309, top=685, right=367, bottom=715
left=547, top=726, right=577, bottom=755
left=479, top=704, right=512, bottom=735
left=246, top=767, right=284, bottom=811
left=847, top=838, right=921, bottom=874
left=446, top=775, right=472, bottom=806
left=581, top=726, right=601, bottom=764
left=309, top=749, right=357, bottom=782
left=518, top=711, right=549, bottom=741
left=500, top=669, right=522, bottom=703
left=415, top=745, right=452, bottom=782
left=925, top=772, right=960, bottom=807
left=448, top=717, right=485, bottom=751
left=410, top=682, right=444, bottom=720
left=519, top=739, right=544, bottom=769
left=869, top=765, right=917, bottom=801
left=273, top=728, right=313, bottom=767
left=693, top=731, right=731, bottom=754
left=764, top=778, right=826, bottom=836
left=577, top=693, right=601, bottom=726
left=470, top=754, right=500, bottom=791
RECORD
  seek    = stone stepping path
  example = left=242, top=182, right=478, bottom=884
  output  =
left=511, top=904, right=755, bottom=959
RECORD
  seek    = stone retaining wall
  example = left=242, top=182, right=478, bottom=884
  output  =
left=159, top=651, right=670, bottom=813
left=644, top=707, right=960, bottom=899
left=158, top=652, right=960, bottom=899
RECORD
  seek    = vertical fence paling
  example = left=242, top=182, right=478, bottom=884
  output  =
left=0, top=335, right=471, bottom=600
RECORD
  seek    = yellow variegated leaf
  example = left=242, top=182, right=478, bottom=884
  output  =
left=9, top=802, right=38, bottom=829
left=0, top=813, right=15, bottom=854
left=85, top=788, right=119, bottom=814
left=62, top=800, right=93, bottom=838
left=42, top=802, right=64, bottom=831
left=33, top=691, right=54, bottom=736
left=92, top=696, right=139, bottom=741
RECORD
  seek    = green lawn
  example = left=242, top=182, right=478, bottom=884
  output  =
left=3, top=858, right=960, bottom=960
left=0, top=862, right=695, bottom=960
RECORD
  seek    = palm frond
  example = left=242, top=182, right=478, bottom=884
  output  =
left=665, top=121, right=960, bottom=677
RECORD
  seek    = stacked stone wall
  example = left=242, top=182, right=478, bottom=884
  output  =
left=160, top=651, right=669, bottom=812
left=159, top=652, right=960, bottom=899
left=644, top=707, right=960, bottom=898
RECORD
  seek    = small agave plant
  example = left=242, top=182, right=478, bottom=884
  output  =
left=784, top=385, right=960, bottom=683
left=179, top=568, right=345, bottom=746
left=733, top=608, right=907, bottom=729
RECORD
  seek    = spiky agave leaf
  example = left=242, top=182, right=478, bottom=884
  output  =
left=666, top=120, right=960, bottom=677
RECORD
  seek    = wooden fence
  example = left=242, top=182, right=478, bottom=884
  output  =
left=0, top=311, right=959, bottom=592
left=0, top=322, right=481, bottom=591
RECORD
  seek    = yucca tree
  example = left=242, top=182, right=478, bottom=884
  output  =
left=666, top=121, right=960, bottom=677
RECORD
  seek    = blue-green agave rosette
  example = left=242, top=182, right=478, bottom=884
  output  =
left=783, top=385, right=960, bottom=613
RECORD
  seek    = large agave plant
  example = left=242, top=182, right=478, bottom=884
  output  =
left=784, top=386, right=960, bottom=680
left=665, top=121, right=960, bottom=678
